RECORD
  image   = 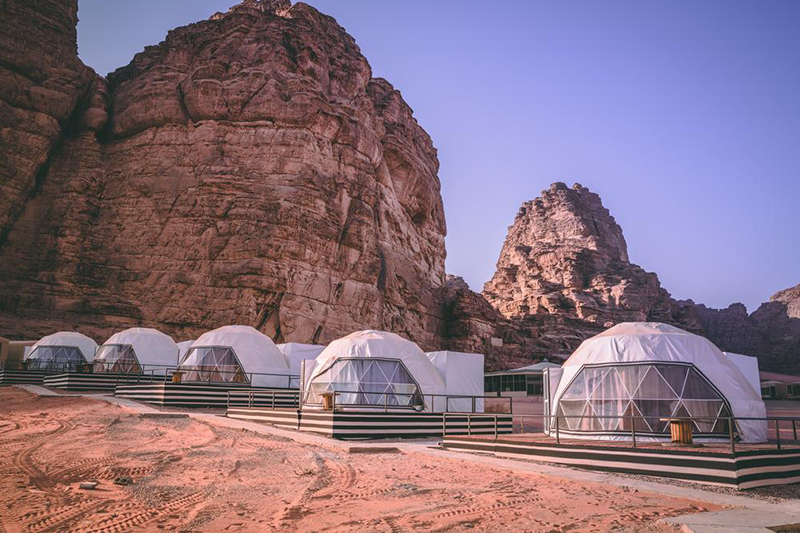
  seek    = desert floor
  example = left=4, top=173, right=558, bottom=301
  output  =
left=0, top=387, right=722, bottom=532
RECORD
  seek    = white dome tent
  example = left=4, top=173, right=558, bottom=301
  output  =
left=179, top=326, right=292, bottom=388
left=304, top=330, right=446, bottom=412
left=25, top=332, right=98, bottom=372
left=94, top=328, right=179, bottom=375
left=547, top=322, right=767, bottom=443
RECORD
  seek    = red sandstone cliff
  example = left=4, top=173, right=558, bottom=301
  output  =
left=0, top=0, right=447, bottom=348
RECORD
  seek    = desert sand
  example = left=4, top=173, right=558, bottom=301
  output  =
left=0, top=388, right=719, bottom=532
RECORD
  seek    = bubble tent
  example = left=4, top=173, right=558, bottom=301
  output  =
left=547, top=322, right=767, bottom=442
left=24, top=332, right=98, bottom=372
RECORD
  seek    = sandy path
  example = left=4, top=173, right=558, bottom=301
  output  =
left=0, top=388, right=719, bottom=532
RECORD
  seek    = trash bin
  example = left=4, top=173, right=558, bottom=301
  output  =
left=322, top=393, right=334, bottom=411
left=171, top=371, right=182, bottom=384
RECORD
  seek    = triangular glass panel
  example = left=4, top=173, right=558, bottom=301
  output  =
left=682, top=369, right=720, bottom=400
left=653, top=365, right=689, bottom=398
left=634, top=367, right=679, bottom=400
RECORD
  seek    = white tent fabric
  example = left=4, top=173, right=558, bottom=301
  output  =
left=305, top=330, right=446, bottom=412
left=550, top=322, right=767, bottom=443
left=426, top=351, right=484, bottom=412
left=182, top=326, right=291, bottom=388
left=277, top=343, right=325, bottom=376
left=100, top=328, right=180, bottom=373
left=177, top=340, right=194, bottom=360
left=724, top=352, right=761, bottom=396
left=27, top=332, right=98, bottom=363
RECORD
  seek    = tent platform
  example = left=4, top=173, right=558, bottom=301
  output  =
left=0, top=369, right=49, bottom=385
left=226, top=407, right=513, bottom=440
left=44, top=372, right=162, bottom=392
left=441, top=433, right=800, bottom=490
left=115, top=382, right=300, bottom=408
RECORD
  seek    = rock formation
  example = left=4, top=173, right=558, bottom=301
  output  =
left=483, top=183, right=702, bottom=338
left=478, top=182, right=798, bottom=372
left=0, top=0, right=447, bottom=348
left=696, top=285, right=800, bottom=373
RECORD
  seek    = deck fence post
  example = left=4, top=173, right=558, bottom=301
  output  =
left=793, top=420, right=797, bottom=441
left=385, top=392, right=388, bottom=413
left=776, top=419, right=781, bottom=451
left=631, top=415, right=636, bottom=448
left=494, top=415, right=498, bottom=440
left=728, top=417, right=735, bottom=454
left=555, top=415, right=560, bottom=444
left=510, top=396, right=513, bottom=414
left=472, top=396, right=476, bottom=414
left=468, top=414, right=471, bottom=435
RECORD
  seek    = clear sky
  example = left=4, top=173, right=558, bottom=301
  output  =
left=76, top=0, right=800, bottom=313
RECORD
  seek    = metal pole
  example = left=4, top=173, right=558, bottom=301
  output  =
left=728, top=417, right=735, bottom=454
left=555, top=415, right=560, bottom=444
left=468, top=414, right=472, bottom=435
left=631, top=415, right=636, bottom=448
left=385, top=392, right=388, bottom=413
left=494, top=414, right=498, bottom=440
left=472, top=396, right=476, bottom=414
left=793, top=420, right=797, bottom=442
left=510, top=396, right=514, bottom=414
left=776, top=420, right=781, bottom=451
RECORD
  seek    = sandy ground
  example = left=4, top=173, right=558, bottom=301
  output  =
left=0, top=388, right=721, bottom=533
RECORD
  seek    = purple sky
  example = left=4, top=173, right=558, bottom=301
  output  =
left=76, top=0, right=800, bottom=313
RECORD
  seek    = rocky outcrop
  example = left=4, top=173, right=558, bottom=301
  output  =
left=0, top=0, right=447, bottom=348
left=483, top=183, right=701, bottom=341
left=696, top=286, right=800, bottom=373
left=477, top=182, right=798, bottom=372
left=0, top=0, right=96, bottom=244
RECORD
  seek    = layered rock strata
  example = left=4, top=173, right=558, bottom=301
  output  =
left=0, top=0, right=447, bottom=348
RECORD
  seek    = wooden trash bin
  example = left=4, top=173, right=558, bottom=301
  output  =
left=80, top=363, right=93, bottom=373
left=171, top=371, right=182, bottom=384
left=322, top=393, right=334, bottom=411
left=662, top=418, right=693, bottom=444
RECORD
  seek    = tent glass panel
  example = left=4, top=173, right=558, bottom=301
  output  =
left=93, top=345, right=141, bottom=374
left=180, top=347, right=247, bottom=384
left=308, top=359, right=424, bottom=409
left=556, top=363, right=730, bottom=436
left=25, top=346, right=86, bottom=372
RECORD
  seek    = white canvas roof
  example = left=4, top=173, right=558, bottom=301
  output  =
left=186, top=326, right=290, bottom=388
left=551, top=322, right=767, bottom=442
left=277, top=343, right=325, bottom=375
left=307, top=330, right=446, bottom=411
left=28, top=331, right=98, bottom=362
left=426, top=351, right=484, bottom=412
left=102, top=328, right=180, bottom=368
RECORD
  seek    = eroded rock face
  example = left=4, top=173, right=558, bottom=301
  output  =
left=483, top=183, right=699, bottom=332
left=696, top=286, right=800, bottom=373
left=0, top=0, right=96, bottom=244
left=0, top=0, right=446, bottom=348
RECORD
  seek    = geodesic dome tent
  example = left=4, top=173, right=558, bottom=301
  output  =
left=178, top=326, right=292, bottom=388
left=94, top=328, right=179, bottom=374
left=25, top=332, right=98, bottom=371
left=305, top=330, right=446, bottom=412
left=547, top=322, right=767, bottom=443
